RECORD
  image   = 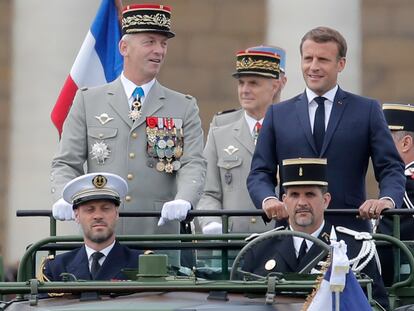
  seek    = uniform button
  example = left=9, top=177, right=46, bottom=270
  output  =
left=251, top=217, right=257, bottom=224
left=125, top=195, right=131, bottom=202
left=51, top=188, right=55, bottom=194
left=131, top=133, right=137, bottom=139
left=99, top=133, right=104, bottom=139
left=127, top=174, right=134, bottom=180
left=129, top=153, right=135, bottom=159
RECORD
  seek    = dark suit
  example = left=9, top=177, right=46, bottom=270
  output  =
left=247, top=87, right=405, bottom=231
left=43, top=241, right=141, bottom=281
left=242, top=223, right=389, bottom=309
left=377, top=162, right=414, bottom=285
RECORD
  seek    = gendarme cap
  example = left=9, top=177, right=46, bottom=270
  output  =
left=282, top=158, right=328, bottom=187
left=63, top=172, right=128, bottom=209
left=383, top=103, right=414, bottom=132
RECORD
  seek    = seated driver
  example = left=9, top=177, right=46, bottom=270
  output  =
left=242, top=158, right=389, bottom=310
left=41, top=172, right=141, bottom=281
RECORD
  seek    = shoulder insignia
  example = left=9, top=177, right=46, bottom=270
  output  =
left=80, top=87, right=89, bottom=91
left=216, top=108, right=239, bottom=116
left=185, top=94, right=193, bottom=100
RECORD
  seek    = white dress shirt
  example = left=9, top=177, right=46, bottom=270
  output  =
left=85, top=240, right=115, bottom=271
left=120, top=72, right=155, bottom=108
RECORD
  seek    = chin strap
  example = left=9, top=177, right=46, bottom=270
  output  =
left=335, top=226, right=381, bottom=275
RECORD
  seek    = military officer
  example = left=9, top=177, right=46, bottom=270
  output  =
left=377, top=103, right=414, bottom=285
left=42, top=172, right=142, bottom=281
left=210, top=46, right=287, bottom=128
left=50, top=4, right=206, bottom=266
left=197, top=46, right=287, bottom=234
left=242, top=158, right=389, bottom=309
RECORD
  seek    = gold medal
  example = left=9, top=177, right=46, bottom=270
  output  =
left=174, top=145, right=183, bottom=158
left=156, top=160, right=165, bottom=172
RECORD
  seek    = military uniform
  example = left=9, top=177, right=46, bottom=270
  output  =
left=51, top=78, right=205, bottom=237
left=51, top=5, right=205, bottom=256
left=43, top=241, right=141, bottom=281
left=242, top=223, right=389, bottom=309
left=377, top=103, right=414, bottom=285
left=197, top=114, right=267, bottom=232
left=197, top=46, right=283, bottom=233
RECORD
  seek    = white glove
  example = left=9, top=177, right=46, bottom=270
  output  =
left=157, top=199, right=191, bottom=226
left=202, top=221, right=222, bottom=234
left=52, top=198, right=75, bottom=221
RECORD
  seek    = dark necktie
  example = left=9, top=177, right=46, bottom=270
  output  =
left=253, top=121, right=262, bottom=145
left=313, top=96, right=326, bottom=154
left=90, top=251, right=104, bottom=279
left=297, top=239, right=308, bottom=263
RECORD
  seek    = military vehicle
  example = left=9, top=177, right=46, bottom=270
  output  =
left=0, top=209, right=413, bottom=310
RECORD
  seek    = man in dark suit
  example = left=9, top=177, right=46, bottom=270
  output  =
left=243, top=158, right=389, bottom=309
left=377, top=103, right=414, bottom=285
left=42, top=172, right=141, bottom=281
left=247, top=26, right=405, bottom=232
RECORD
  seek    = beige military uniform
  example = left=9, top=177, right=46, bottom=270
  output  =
left=51, top=77, right=206, bottom=240
left=197, top=112, right=268, bottom=233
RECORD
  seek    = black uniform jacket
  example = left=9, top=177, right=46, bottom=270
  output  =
left=43, top=241, right=141, bottom=281
left=242, top=222, right=389, bottom=309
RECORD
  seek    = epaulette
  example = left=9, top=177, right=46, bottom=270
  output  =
left=215, top=108, right=239, bottom=115
left=80, top=87, right=88, bottom=91
left=185, top=94, right=193, bottom=100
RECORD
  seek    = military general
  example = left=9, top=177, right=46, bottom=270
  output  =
left=50, top=4, right=206, bottom=266
left=197, top=46, right=287, bottom=234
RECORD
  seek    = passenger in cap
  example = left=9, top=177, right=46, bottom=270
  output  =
left=242, top=158, right=389, bottom=309
left=41, top=173, right=142, bottom=281
left=377, top=103, right=414, bottom=286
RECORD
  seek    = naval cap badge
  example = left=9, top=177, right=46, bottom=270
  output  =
left=90, top=141, right=111, bottom=165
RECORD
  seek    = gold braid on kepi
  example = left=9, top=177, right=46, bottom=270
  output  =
left=37, top=255, right=64, bottom=297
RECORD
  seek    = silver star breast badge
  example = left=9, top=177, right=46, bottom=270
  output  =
left=90, top=141, right=111, bottom=164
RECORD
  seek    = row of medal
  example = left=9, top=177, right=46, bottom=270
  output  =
left=146, top=116, right=184, bottom=173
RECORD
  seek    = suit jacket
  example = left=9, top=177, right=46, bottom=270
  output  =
left=242, top=223, right=389, bottom=309
left=51, top=78, right=206, bottom=236
left=247, top=87, right=405, bottom=231
left=43, top=241, right=141, bottom=281
left=197, top=112, right=268, bottom=233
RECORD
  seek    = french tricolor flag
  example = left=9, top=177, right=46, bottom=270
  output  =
left=51, top=0, right=123, bottom=136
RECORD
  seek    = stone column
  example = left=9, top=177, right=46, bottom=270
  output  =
left=5, top=0, right=100, bottom=264
left=266, top=0, right=361, bottom=100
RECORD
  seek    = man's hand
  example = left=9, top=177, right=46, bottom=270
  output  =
left=359, top=199, right=394, bottom=219
left=52, top=198, right=75, bottom=221
left=158, top=199, right=191, bottom=226
left=263, top=198, right=288, bottom=220
left=202, top=221, right=222, bottom=234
